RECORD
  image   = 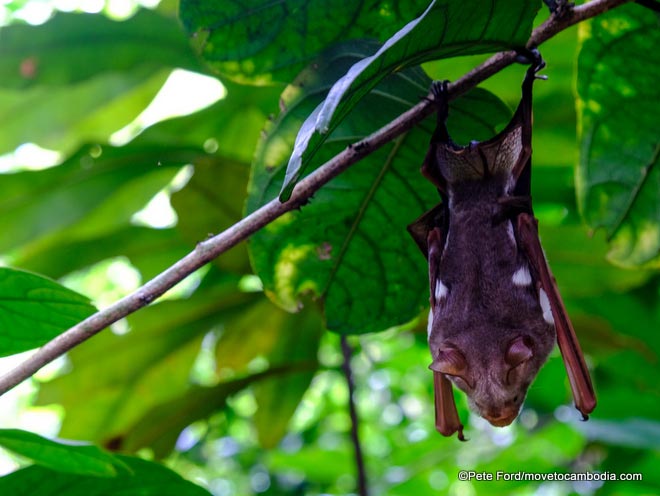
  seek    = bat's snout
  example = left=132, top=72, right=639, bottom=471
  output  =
left=483, top=408, right=519, bottom=427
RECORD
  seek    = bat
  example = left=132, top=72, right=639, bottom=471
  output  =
left=408, top=54, right=596, bottom=440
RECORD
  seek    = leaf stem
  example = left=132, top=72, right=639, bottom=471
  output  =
left=340, top=336, right=368, bottom=496
left=0, top=0, right=630, bottom=397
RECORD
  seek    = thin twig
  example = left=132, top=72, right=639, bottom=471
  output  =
left=0, top=0, right=630, bottom=396
left=340, top=336, right=368, bottom=496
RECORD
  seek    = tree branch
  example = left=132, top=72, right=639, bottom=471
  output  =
left=341, top=336, right=368, bottom=496
left=0, top=0, right=630, bottom=397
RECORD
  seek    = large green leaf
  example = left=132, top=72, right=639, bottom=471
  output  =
left=0, top=69, right=169, bottom=155
left=247, top=44, right=512, bottom=334
left=280, top=0, right=541, bottom=198
left=0, top=429, right=126, bottom=477
left=179, top=0, right=430, bottom=84
left=0, top=268, right=95, bottom=356
left=113, top=300, right=323, bottom=457
left=0, top=144, right=194, bottom=254
left=136, top=80, right=283, bottom=163
left=0, top=10, right=202, bottom=89
left=0, top=454, right=210, bottom=496
left=576, top=5, right=660, bottom=268
left=13, top=226, right=191, bottom=282
left=37, top=276, right=257, bottom=443
left=171, top=160, right=252, bottom=274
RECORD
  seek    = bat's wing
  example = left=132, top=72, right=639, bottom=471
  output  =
left=434, top=370, right=465, bottom=440
left=517, top=213, right=597, bottom=418
left=407, top=203, right=445, bottom=257
left=428, top=227, right=465, bottom=439
left=408, top=208, right=465, bottom=439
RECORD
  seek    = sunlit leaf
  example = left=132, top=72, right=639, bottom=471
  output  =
left=0, top=70, right=169, bottom=156
left=0, top=144, right=194, bottom=253
left=0, top=10, right=202, bottom=89
left=171, top=160, right=252, bottom=273
left=0, top=429, right=126, bottom=477
left=13, top=226, right=191, bottom=282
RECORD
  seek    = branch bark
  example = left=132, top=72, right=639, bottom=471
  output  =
left=0, top=0, right=630, bottom=396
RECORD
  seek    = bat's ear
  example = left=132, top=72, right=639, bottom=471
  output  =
left=430, top=346, right=468, bottom=377
left=505, top=336, right=534, bottom=367
left=504, top=336, right=534, bottom=385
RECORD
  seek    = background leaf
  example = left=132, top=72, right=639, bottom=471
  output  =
left=0, top=10, right=202, bottom=89
left=0, top=454, right=210, bottom=495
left=576, top=5, right=660, bottom=267
left=0, top=268, right=95, bottom=356
left=179, top=0, right=430, bottom=84
left=37, top=276, right=257, bottom=443
left=0, top=429, right=125, bottom=477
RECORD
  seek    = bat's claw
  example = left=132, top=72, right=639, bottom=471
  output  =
left=431, top=80, right=450, bottom=108
left=543, top=0, right=573, bottom=18
left=429, top=80, right=451, bottom=130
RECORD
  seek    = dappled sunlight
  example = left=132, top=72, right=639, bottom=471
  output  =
left=110, top=69, right=226, bottom=146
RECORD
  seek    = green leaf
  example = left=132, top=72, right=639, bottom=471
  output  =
left=0, top=267, right=95, bottom=356
left=13, top=226, right=192, bottom=282
left=179, top=0, right=430, bottom=84
left=37, top=277, right=257, bottom=443
left=252, top=303, right=324, bottom=448
left=576, top=5, right=660, bottom=267
left=0, top=429, right=125, bottom=477
left=171, top=160, right=251, bottom=274
left=137, top=80, right=283, bottom=163
left=247, top=44, right=512, bottom=334
left=280, top=0, right=541, bottom=198
left=0, top=454, right=210, bottom=496
left=0, top=69, right=169, bottom=156
left=0, top=144, right=194, bottom=253
left=575, top=418, right=660, bottom=450
left=110, top=299, right=322, bottom=457
left=0, top=10, right=202, bottom=89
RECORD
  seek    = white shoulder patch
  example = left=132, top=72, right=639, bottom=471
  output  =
left=539, top=288, right=555, bottom=325
left=434, top=279, right=448, bottom=301
left=512, top=265, right=532, bottom=286
left=427, top=309, right=434, bottom=339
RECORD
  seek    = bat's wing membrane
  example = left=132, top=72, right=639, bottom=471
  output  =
left=517, top=213, right=597, bottom=417
left=434, top=371, right=465, bottom=440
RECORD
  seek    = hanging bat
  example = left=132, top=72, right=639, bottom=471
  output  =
left=408, top=55, right=596, bottom=440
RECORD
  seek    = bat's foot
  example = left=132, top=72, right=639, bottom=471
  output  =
left=428, top=80, right=452, bottom=143
left=430, top=80, right=450, bottom=117
left=543, top=0, right=573, bottom=17
left=515, top=48, right=546, bottom=74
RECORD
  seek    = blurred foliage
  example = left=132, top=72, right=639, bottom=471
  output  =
left=0, top=1, right=658, bottom=495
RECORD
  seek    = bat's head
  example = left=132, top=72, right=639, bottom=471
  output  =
left=429, top=327, right=554, bottom=427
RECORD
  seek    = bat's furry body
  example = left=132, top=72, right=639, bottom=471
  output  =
left=409, top=57, right=596, bottom=439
